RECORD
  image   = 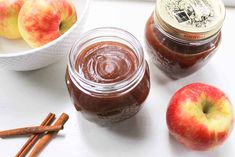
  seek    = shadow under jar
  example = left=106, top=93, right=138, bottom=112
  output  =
left=66, top=27, right=150, bottom=125
left=145, top=0, right=225, bottom=79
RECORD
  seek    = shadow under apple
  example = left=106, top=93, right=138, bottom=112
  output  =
left=167, top=132, right=231, bottom=157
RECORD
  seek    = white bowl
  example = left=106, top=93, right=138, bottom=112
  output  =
left=0, top=0, right=90, bottom=71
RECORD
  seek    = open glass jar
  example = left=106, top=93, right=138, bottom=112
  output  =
left=145, top=0, right=225, bottom=79
left=66, top=27, right=150, bottom=125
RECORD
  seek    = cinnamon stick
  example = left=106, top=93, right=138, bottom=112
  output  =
left=0, top=125, right=63, bottom=138
left=29, top=113, right=69, bottom=157
left=16, top=113, right=55, bottom=157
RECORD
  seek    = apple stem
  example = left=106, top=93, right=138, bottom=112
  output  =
left=202, top=100, right=212, bottom=114
left=59, top=22, right=62, bottom=29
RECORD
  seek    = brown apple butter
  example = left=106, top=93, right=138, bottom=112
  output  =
left=145, top=15, right=221, bottom=78
left=145, top=0, right=225, bottom=79
left=66, top=28, right=150, bottom=125
left=75, top=41, right=139, bottom=84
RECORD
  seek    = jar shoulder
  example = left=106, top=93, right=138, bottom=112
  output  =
left=145, top=14, right=221, bottom=55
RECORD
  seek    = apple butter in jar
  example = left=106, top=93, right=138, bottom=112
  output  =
left=66, top=27, right=150, bottom=125
left=145, top=0, right=225, bottom=79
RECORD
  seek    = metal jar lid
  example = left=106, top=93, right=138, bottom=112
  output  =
left=154, top=0, right=225, bottom=41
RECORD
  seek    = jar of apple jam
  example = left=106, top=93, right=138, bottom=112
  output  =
left=145, top=0, right=225, bottom=79
left=66, top=27, right=150, bottom=125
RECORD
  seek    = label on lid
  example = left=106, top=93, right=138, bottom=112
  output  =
left=155, top=0, right=225, bottom=40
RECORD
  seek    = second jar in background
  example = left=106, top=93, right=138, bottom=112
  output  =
left=145, top=0, right=225, bottom=79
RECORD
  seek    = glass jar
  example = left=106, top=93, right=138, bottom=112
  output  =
left=66, top=27, right=150, bottom=125
left=145, top=0, right=225, bottom=79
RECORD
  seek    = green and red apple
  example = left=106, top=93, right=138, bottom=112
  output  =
left=18, top=0, right=77, bottom=48
left=0, top=0, right=26, bottom=39
left=167, top=83, right=234, bottom=150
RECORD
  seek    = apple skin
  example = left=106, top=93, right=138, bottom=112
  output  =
left=18, top=0, right=77, bottom=47
left=0, top=0, right=25, bottom=39
left=166, top=83, right=234, bottom=151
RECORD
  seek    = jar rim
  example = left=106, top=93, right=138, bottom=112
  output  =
left=68, top=27, right=146, bottom=94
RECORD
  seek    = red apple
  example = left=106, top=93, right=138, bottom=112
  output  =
left=167, top=83, right=234, bottom=151
left=18, top=0, right=77, bottom=47
left=0, top=0, right=26, bottom=39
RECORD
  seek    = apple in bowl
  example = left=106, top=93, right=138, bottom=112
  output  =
left=166, top=83, right=234, bottom=150
left=18, top=0, right=77, bottom=48
left=0, top=0, right=25, bottom=39
left=0, top=0, right=89, bottom=71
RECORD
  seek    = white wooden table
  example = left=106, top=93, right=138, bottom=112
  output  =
left=0, top=0, right=235, bottom=156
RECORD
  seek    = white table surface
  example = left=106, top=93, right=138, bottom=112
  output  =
left=0, top=0, right=235, bottom=156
